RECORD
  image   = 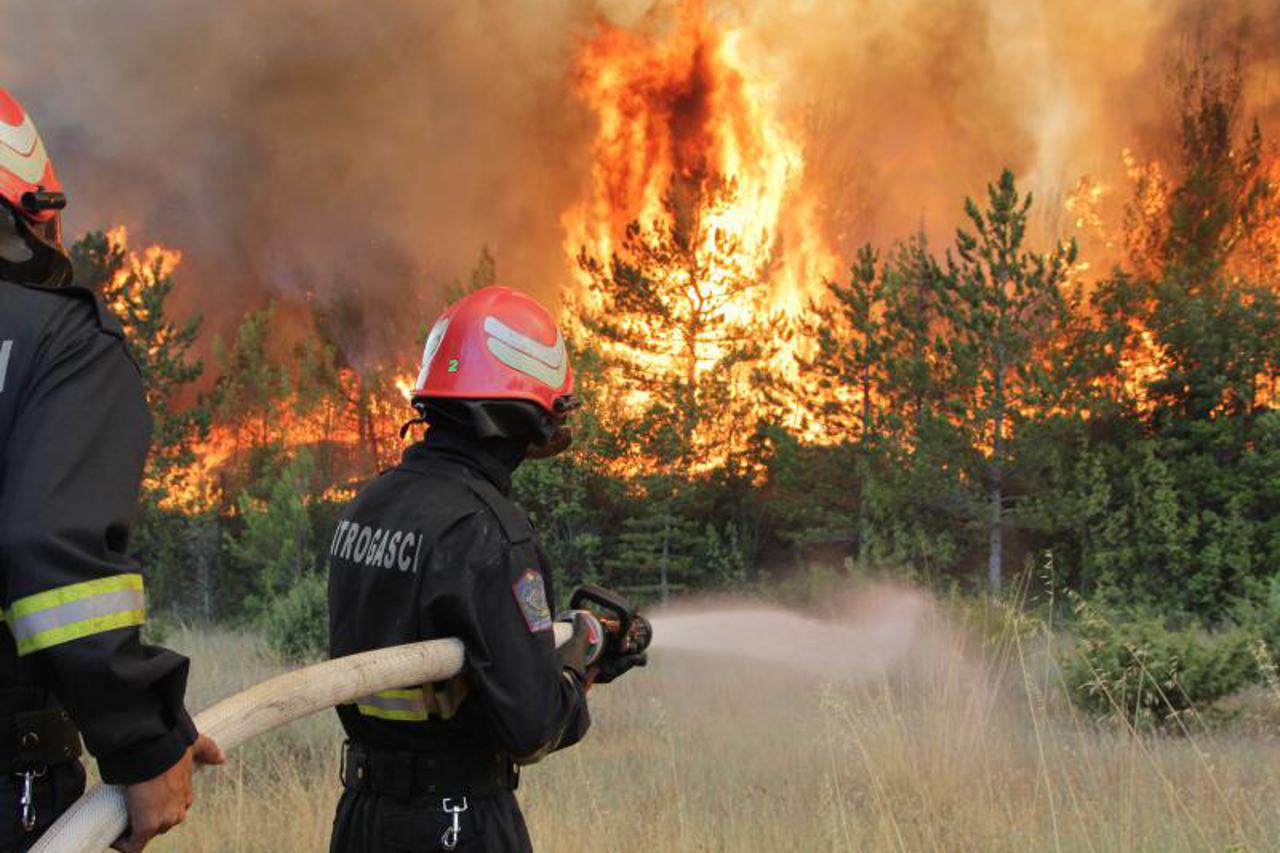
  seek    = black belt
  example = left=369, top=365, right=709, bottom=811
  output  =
left=0, top=690, right=82, bottom=774
left=340, top=742, right=518, bottom=798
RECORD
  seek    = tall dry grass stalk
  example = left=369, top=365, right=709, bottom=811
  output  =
left=144, top=603, right=1279, bottom=852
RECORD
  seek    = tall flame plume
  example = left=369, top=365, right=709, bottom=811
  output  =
left=565, top=1, right=835, bottom=347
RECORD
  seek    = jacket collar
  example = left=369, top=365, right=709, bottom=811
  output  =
left=401, top=426, right=525, bottom=496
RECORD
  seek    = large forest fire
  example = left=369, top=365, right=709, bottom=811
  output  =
left=14, top=0, right=1276, bottom=634
left=84, top=1, right=1280, bottom=498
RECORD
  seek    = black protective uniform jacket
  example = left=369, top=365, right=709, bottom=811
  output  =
left=328, top=428, right=589, bottom=852
left=0, top=281, right=196, bottom=787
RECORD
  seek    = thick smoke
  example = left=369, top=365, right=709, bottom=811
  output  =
left=742, top=0, right=1280, bottom=255
left=0, top=0, right=604, bottom=361
left=0, top=0, right=1276, bottom=359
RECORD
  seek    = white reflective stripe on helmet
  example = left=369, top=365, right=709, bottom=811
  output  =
left=0, top=112, right=49, bottom=184
left=483, top=316, right=567, bottom=389
left=414, top=317, right=450, bottom=390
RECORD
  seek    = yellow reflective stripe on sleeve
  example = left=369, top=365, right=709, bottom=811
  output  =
left=9, top=574, right=144, bottom=620
left=354, top=677, right=473, bottom=723
left=356, top=704, right=430, bottom=722
left=356, top=688, right=430, bottom=722
left=8, top=574, right=146, bottom=656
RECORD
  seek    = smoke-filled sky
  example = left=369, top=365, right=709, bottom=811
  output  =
left=1, top=0, right=1277, bottom=360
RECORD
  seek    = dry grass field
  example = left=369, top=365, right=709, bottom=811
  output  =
left=144, top=591, right=1280, bottom=853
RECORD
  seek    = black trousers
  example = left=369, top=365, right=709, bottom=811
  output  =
left=330, top=788, right=533, bottom=853
left=0, top=762, right=86, bottom=853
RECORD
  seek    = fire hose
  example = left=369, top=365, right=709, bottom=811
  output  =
left=32, top=584, right=651, bottom=853
left=31, top=625, right=572, bottom=853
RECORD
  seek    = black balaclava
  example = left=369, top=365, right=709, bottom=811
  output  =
left=403, top=393, right=575, bottom=491
left=418, top=415, right=530, bottom=497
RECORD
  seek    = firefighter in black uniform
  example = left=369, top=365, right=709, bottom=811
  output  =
left=0, top=89, right=223, bottom=852
left=328, top=286, right=644, bottom=852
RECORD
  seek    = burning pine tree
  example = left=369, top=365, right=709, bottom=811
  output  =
left=566, top=1, right=834, bottom=477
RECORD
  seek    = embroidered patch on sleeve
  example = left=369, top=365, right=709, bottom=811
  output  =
left=513, top=569, right=553, bottom=633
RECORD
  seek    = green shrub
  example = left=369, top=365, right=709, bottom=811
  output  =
left=1231, top=573, right=1280, bottom=679
left=1260, top=575, right=1280, bottom=661
left=261, top=572, right=328, bottom=662
left=226, top=451, right=317, bottom=618
left=1061, top=600, right=1257, bottom=729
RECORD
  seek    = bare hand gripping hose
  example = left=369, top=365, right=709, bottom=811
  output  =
left=32, top=623, right=573, bottom=853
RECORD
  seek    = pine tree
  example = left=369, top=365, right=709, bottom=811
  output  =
left=211, top=304, right=292, bottom=496
left=698, top=521, right=748, bottom=587
left=882, top=229, right=963, bottom=447
left=226, top=451, right=317, bottom=614
left=799, top=244, right=890, bottom=564
left=445, top=245, right=498, bottom=303
left=309, top=297, right=411, bottom=476
left=1113, top=53, right=1279, bottom=424
left=951, top=170, right=1076, bottom=590
left=575, top=174, right=785, bottom=475
left=1143, top=75, right=1279, bottom=422
left=1048, top=49, right=1280, bottom=620
left=803, top=245, right=888, bottom=441
left=602, top=499, right=699, bottom=601
left=71, top=230, right=210, bottom=614
left=292, top=333, right=347, bottom=485
left=71, top=230, right=208, bottom=507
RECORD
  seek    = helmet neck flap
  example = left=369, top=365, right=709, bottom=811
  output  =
left=0, top=201, right=71, bottom=287
left=420, top=397, right=558, bottom=445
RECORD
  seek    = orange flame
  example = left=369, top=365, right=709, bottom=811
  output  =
left=1064, top=145, right=1280, bottom=414
left=104, top=225, right=183, bottom=328
left=102, top=227, right=416, bottom=510
left=567, top=3, right=834, bottom=308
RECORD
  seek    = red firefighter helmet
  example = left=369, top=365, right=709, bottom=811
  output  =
left=412, top=285, right=574, bottom=415
left=0, top=89, right=65, bottom=235
left=0, top=89, right=69, bottom=288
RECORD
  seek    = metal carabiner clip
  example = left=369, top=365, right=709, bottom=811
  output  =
left=440, top=796, right=469, bottom=851
left=16, top=768, right=45, bottom=832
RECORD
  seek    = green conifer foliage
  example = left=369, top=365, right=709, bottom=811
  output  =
left=950, top=170, right=1076, bottom=590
